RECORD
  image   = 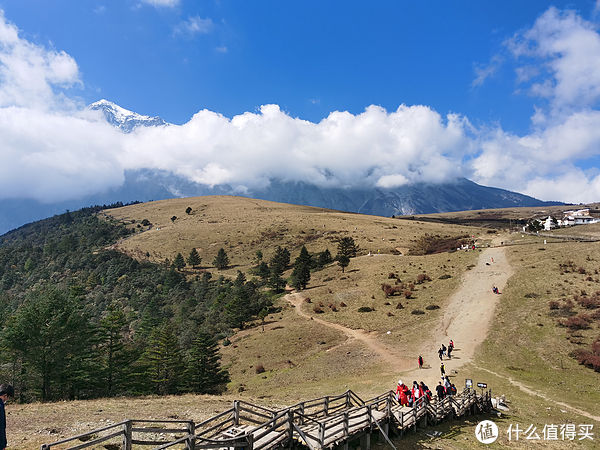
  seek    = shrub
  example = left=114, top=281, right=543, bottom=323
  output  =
left=439, top=274, right=452, bottom=279
left=396, top=302, right=404, bottom=309
left=313, top=306, right=324, bottom=314
left=388, top=273, right=397, bottom=279
left=524, top=293, right=539, bottom=299
left=340, top=302, right=347, bottom=307
left=416, top=273, right=431, bottom=284
left=304, top=297, right=312, bottom=303
left=387, top=312, right=394, bottom=317
left=255, top=364, right=265, bottom=374
left=562, top=315, right=591, bottom=330
left=411, top=309, right=425, bottom=315
left=578, top=267, right=587, bottom=274
left=425, top=304, right=440, bottom=310
left=577, top=297, right=600, bottom=309
left=403, top=290, right=412, bottom=299
left=549, top=301, right=560, bottom=310
left=358, top=306, right=374, bottom=313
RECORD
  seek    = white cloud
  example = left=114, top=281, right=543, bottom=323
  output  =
left=140, top=0, right=179, bottom=8
left=0, top=10, right=80, bottom=110
left=472, top=55, right=503, bottom=87
left=174, top=16, right=213, bottom=37
left=2, top=7, right=600, bottom=207
left=508, top=7, right=600, bottom=114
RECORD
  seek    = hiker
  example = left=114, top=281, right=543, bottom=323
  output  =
left=444, top=376, right=452, bottom=393
left=450, top=384, right=458, bottom=396
left=0, top=384, right=14, bottom=450
left=447, top=345, right=453, bottom=359
left=436, top=381, right=445, bottom=400
left=441, top=344, right=447, bottom=357
left=418, top=355, right=423, bottom=369
left=440, top=362, right=445, bottom=377
left=449, top=339, right=454, bottom=351
left=438, top=347, right=444, bottom=361
left=412, top=381, right=422, bottom=407
left=420, top=382, right=432, bottom=401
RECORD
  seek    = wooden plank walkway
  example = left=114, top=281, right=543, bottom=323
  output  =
left=41, top=388, right=492, bottom=450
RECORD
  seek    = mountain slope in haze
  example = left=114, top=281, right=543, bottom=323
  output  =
left=0, top=100, right=563, bottom=235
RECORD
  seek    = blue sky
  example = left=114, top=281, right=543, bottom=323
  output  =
left=2, top=0, right=592, bottom=128
left=2, top=1, right=600, bottom=203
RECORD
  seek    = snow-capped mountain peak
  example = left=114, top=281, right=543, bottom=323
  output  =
left=89, top=99, right=167, bottom=133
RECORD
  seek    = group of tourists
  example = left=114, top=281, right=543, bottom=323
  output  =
left=435, top=376, right=457, bottom=400
left=437, top=339, right=454, bottom=361
left=395, top=380, right=432, bottom=407
left=395, top=376, right=457, bottom=407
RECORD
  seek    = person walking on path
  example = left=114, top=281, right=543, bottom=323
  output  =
left=436, top=382, right=445, bottom=400
left=438, top=347, right=444, bottom=361
left=441, top=344, right=447, bottom=357
left=447, top=345, right=453, bottom=359
left=440, top=362, right=445, bottom=377
left=0, top=384, right=14, bottom=450
left=418, top=355, right=423, bottom=369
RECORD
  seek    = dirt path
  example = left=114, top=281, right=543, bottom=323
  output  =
left=286, top=293, right=414, bottom=371
left=285, top=239, right=513, bottom=381
left=473, top=365, right=600, bottom=423
left=409, top=240, right=514, bottom=387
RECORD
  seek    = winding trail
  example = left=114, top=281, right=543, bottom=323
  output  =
left=286, top=238, right=513, bottom=383
left=473, top=365, right=600, bottom=423
left=286, top=293, right=414, bottom=371
left=284, top=237, right=600, bottom=423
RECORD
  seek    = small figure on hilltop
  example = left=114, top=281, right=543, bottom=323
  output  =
left=449, top=339, right=454, bottom=350
left=0, top=384, right=14, bottom=450
left=418, top=355, right=424, bottom=369
left=444, top=376, right=452, bottom=393
left=448, top=345, right=453, bottom=359
left=438, top=347, right=444, bottom=361
left=492, top=286, right=501, bottom=294
left=441, top=343, right=447, bottom=358
left=440, top=362, right=446, bottom=377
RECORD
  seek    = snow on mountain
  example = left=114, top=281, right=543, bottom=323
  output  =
left=88, top=99, right=167, bottom=133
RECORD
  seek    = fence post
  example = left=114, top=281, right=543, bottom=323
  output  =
left=234, top=400, right=240, bottom=426
left=319, top=421, right=325, bottom=447
left=299, top=402, right=305, bottom=425
left=287, top=409, right=294, bottom=449
left=186, top=420, right=195, bottom=450
left=324, top=396, right=329, bottom=416
left=122, top=420, right=132, bottom=450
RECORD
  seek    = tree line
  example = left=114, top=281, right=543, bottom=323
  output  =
left=0, top=209, right=267, bottom=402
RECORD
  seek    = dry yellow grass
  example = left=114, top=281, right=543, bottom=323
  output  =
left=9, top=198, right=600, bottom=449
left=103, top=196, right=480, bottom=276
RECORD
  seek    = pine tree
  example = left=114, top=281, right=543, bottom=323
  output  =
left=185, top=332, right=229, bottom=394
left=270, top=246, right=290, bottom=273
left=187, top=248, right=201, bottom=268
left=144, top=324, right=185, bottom=395
left=317, top=249, right=333, bottom=268
left=100, top=303, right=132, bottom=396
left=337, top=237, right=359, bottom=259
left=290, top=246, right=311, bottom=290
left=173, top=252, right=185, bottom=270
left=213, top=248, right=229, bottom=270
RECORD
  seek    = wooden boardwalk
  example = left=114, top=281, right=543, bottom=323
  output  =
left=41, top=388, right=492, bottom=450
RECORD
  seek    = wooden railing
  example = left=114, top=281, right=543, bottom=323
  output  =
left=40, top=419, right=195, bottom=449
left=41, top=388, right=492, bottom=450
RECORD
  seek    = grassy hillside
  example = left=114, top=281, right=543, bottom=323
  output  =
left=4, top=197, right=599, bottom=449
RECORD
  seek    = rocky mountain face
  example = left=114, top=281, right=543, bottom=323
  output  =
left=0, top=101, right=562, bottom=235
